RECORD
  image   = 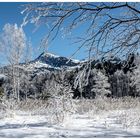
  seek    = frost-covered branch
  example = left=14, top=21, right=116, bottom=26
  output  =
left=22, top=2, right=140, bottom=59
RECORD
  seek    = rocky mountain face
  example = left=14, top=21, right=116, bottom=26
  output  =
left=15, top=52, right=83, bottom=75
left=0, top=52, right=138, bottom=100
left=35, top=52, right=81, bottom=68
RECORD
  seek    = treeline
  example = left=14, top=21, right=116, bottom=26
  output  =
left=0, top=53, right=140, bottom=100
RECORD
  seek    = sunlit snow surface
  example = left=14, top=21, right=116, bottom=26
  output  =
left=0, top=109, right=140, bottom=138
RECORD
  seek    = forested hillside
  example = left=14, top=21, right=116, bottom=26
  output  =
left=0, top=52, right=139, bottom=100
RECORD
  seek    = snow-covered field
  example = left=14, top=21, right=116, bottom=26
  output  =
left=0, top=108, right=140, bottom=138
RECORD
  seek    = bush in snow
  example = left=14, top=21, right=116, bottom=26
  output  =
left=42, top=71, right=75, bottom=124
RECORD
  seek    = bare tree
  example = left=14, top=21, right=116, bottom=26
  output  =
left=74, top=65, right=90, bottom=98
left=0, top=23, right=27, bottom=101
left=22, top=2, right=140, bottom=60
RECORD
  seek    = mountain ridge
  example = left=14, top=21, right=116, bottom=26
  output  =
left=24, top=52, right=82, bottom=71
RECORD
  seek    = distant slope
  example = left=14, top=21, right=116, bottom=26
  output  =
left=23, top=52, right=82, bottom=71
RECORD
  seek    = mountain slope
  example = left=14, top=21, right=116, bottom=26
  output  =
left=36, top=52, right=80, bottom=67
left=24, top=52, right=81, bottom=71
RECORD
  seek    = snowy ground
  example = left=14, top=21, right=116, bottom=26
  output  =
left=0, top=109, right=140, bottom=138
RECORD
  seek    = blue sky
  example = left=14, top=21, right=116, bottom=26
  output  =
left=0, top=2, right=88, bottom=64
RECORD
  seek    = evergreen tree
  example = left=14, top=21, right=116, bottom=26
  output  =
left=130, top=65, right=140, bottom=97
left=91, top=69, right=111, bottom=98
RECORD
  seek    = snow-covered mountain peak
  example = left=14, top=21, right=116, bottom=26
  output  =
left=39, top=52, right=60, bottom=58
left=34, top=52, right=81, bottom=68
left=24, top=52, right=82, bottom=72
